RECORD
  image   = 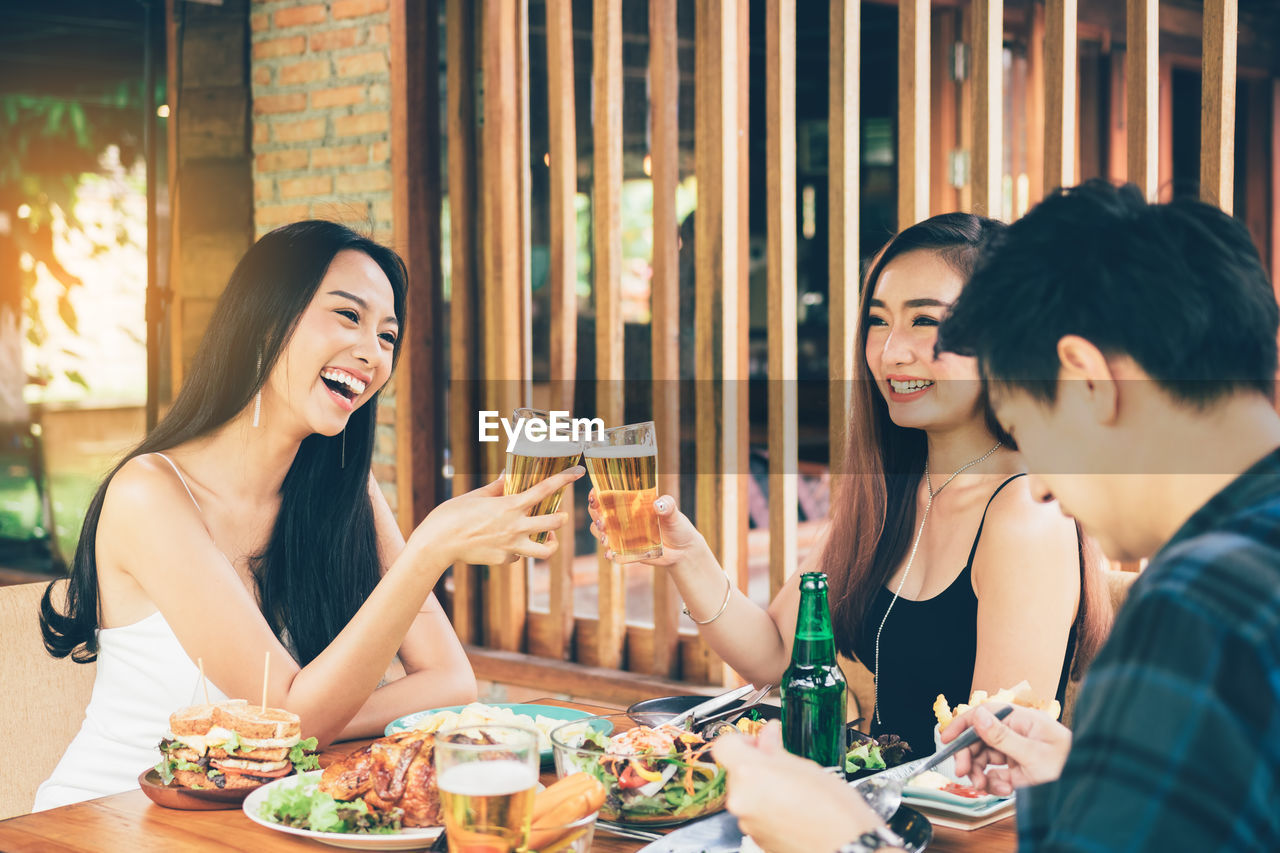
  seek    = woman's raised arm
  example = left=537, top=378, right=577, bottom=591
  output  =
left=100, top=458, right=581, bottom=746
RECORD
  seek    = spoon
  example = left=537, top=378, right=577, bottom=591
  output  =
left=850, top=704, right=1013, bottom=820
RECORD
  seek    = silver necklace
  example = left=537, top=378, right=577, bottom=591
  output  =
left=872, top=440, right=1003, bottom=725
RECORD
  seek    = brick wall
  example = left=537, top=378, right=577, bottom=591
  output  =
left=248, top=0, right=400, bottom=513
left=248, top=0, right=393, bottom=240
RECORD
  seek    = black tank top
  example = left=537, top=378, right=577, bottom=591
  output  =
left=850, top=474, right=1077, bottom=754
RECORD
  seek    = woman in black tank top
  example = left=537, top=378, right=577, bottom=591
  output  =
left=589, top=213, right=1111, bottom=758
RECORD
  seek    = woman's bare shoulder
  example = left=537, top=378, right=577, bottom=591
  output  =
left=974, top=477, right=1079, bottom=580
left=99, top=454, right=205, bottom=542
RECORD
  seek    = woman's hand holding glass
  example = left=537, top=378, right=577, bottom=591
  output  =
left=413, top=466, right=585, bottom=566
left=586, top=490, right=707, bottom=567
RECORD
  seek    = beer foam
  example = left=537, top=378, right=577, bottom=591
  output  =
left=437, top=760, right=538, bottom=796
left=583, top=444, right=657, bottom=459
left=507, top=434, right=582, bottom=457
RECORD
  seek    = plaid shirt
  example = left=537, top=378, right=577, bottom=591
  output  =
left=1017, top=449, right=1280, bottom=851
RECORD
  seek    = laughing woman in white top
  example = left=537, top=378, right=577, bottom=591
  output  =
left=34, top=222, right=580, bottom=810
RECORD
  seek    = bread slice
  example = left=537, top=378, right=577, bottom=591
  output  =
left=169, top=699, right=248, bottom=738
left=214, top=704, right=301, bottom=741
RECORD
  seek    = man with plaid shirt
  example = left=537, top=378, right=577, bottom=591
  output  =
left=711, top=180, right=1280, bottom=852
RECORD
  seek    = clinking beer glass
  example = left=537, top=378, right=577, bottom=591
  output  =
left=584, top=421, right=662, bottom=563
left=504, top=408, right=583, bottom=545
left=435, top=724, right=540, bottom=853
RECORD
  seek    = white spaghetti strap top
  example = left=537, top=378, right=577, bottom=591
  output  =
left=32, top=453, right=230, bottom=812
left=152, top=452, right=203, bottom=514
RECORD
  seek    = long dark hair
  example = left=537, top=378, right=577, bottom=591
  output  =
left=40, top=221, right=408, bottom=666
left=820, top=212, right=1109, bottom=678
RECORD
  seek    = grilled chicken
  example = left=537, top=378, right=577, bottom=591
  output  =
left=319, top=731, right=442, bottom=828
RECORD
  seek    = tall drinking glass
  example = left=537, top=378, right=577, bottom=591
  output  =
left=583, top=421, right=662, bottom=563
left=435, top=724, right=540, bottom=853
left=504, top=408, right=583, bottom=544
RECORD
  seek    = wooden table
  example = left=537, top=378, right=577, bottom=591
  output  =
left=0, top=699, right=1015, bottom=852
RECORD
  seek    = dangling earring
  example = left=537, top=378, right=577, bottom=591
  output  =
left=340, top=429, right=346, bottom=469
left=252, top=351, right=263, bottom=428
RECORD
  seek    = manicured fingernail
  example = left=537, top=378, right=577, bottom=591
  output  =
left=570, top=465, right=585, bottom=475
left=654, top=497, right=670, bottom=513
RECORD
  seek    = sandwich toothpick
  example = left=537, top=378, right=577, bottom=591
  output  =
left=261, top=651, right=270, bottom=712
left=198, top=657, right=210, bottom=705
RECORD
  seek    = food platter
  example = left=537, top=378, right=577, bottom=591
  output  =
left=385, top=702, right=592, bottom=765
left=242, top=771, right=445, bottom=851
left=137, top=768, right=252, bottom=810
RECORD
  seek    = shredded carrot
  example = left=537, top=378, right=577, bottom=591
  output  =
left=683, top=765, right=696, bottom=797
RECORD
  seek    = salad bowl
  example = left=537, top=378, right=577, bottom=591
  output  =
left=549, top=713, right=728, bottom=827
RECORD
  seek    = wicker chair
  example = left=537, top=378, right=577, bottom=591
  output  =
left=0, top=581, right=95, bottom=819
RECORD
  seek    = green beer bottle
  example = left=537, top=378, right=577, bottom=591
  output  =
left=781, top=572, right=847, bottom=770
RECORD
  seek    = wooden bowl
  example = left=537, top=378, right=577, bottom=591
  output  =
left=137, top=768, right=254, bottom=810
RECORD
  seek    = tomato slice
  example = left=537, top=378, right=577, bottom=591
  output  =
left=940, top=782, right=984, bottom=799
left=617, top=764, right=647, bottom=790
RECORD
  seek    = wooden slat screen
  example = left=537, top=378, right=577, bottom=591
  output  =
left=425, top=0, right=1259, bottom=690
left=649, top=0, right=682, bottom=679
left=545, top=0, right=578, bottom=662
left=481, top=0, right=528, bottom=653
left=971, top=0, right=1003, bottom=217
left=1126, top=0, right=1159, bottom=200
left=445, top=0, right=479, bottom=645
left=898, top=0, right=930, bottom=228
left=592, top=0, right=626, bottom=671
left=829, top=0, right=859, bottom=498
left=695, top=0, right=743, bottom=686
left=1200, top=0, right=1238, bottom=214
left=766, top=0, right=798, bottom=601
left=1043, top=0, right=1077, bottom=194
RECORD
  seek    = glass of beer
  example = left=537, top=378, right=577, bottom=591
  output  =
left=435, top=724, right=540, bottom=853
left=504, top=408, right=583, bottom=545
left=583, top=421, right=662, bottom=563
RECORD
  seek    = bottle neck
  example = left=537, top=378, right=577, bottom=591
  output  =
left=791, top=585, right=837, bottom=666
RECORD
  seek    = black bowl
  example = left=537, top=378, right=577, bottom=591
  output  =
left=626, top=695, right=781, bottom=729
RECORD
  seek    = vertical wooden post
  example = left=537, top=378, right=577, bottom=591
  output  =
left=734, top=0, right=751, bottom=618
left=930, top=8, right=959, bottom=217
left=593, top=0, right=626, bottom=671
left=649, top=0, right=682, bottom=678
left=695, top=0, right=741, bottom=684
left=481, top=0, right=527, bottom=652
left=828, top=0, right=859, bottom=510
left=546, top=0, right=579, bottom=661
left=391, top=0, right=443, bottom=535
left=1126, top=0, right=1158, bottom=201
left=898, top=0, right=930, bottom=228
left=1200, top=0, right=1237, bottom=214
left=446, top=0, right=480, bottom=645
left=1026, top=2, right=1046, bottom=205
left=1044, top=0, right=1077, bottom=195
left=972, top=0, right=1003, bottom=218
left=767, top=0, right=799, bottom=600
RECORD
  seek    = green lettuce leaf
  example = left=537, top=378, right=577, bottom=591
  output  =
left=289, top=737, right=320, bottom=771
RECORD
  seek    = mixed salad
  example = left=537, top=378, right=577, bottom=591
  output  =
left=844, top=733, right=912, bottom=778
left=555, top=721, right=732, bottom=825
left=258, top=775, right=403, bottom=834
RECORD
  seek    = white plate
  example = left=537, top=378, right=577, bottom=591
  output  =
left=242, top=770, right=443, bottom=851
left=902, top=785, right=1012, bottom=818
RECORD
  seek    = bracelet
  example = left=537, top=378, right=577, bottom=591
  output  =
left=682, top=572, right=732, bottom=625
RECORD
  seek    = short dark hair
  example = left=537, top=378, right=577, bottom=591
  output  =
left=938, top=179, right=1278, bottom=406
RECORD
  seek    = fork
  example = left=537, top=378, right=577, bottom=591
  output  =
left=850, top=704, right=1013, bottom=820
